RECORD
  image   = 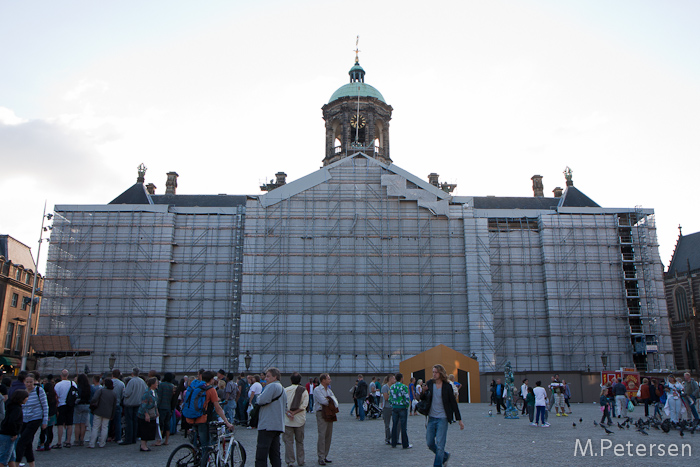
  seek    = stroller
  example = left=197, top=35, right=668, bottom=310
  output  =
left=364, top=397, right=382, bottom=419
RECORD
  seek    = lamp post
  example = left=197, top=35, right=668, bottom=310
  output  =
left=21, top=202, right=53, bottom=371
left=244, top=350, right=252, bottom=372
left=601, top=352, right=608, bottom=371
left=108, top=353, right=116, bottom=372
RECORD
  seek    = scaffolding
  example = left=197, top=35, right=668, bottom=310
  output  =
left=240, top=155, right=469, bottom=374
left=38, top=204, right=245, bottom=374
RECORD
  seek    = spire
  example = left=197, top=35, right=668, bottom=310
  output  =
left=349, top=35, right=365, bottom=83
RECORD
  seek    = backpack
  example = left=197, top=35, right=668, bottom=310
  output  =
left=66, top=383, right=79, bottom=408
left=181, top=380, right=212, bottom=419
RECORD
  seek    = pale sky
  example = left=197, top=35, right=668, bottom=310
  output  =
left=1, top=0, right=699, bottom=271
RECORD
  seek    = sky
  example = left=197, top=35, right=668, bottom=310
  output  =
left=1, top=0, right=699, bottom=271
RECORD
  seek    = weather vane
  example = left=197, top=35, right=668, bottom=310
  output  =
left=354, top=35, right=360, bottom=64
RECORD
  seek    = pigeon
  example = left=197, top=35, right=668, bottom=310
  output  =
left=637, top=428, right=649, bottom=435
left=593, top=420, right=598, bottom=427
left=680, top=428, right=685, bottom=438
left=573, top=422, right=576, bottom=428
left=488, top=410, right=492, bottom=417
left=661, top=420, right=671, bottom=433
left=617, top=422, right=625, bottom=430
left=603, top=426, right=614, bottom=435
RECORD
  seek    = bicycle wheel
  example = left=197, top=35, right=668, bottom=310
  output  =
left=227, top=440, right=246, bottom=467
left=515, top=398, right=524, bottom=411
left=167, top=444, right=199, bottom=467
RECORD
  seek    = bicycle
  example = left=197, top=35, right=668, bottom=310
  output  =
left=167, top=420, right=246, bottom=467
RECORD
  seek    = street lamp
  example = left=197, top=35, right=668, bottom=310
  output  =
left=21, top=202, right=53, bottom=371
left=108, top=353, right=116, bottom=371
left=84, top=365, right=90, bottom=375
left=601, top=352, right=608, bottom=371
left=244, top=350, right=252, bottom=372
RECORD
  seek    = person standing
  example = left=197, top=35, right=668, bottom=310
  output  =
left=520, top=379, right=529, bottom=415
left=223, top=373, right=239, bottom=426
left=313, top=373, right=337, bottom=466
left=121, top=368, right=147, bottom=445
left=53, top=369, right=77, bottom=448
left=255, top=367, right=286, bottom=467
left=137, top=377, right=159, bottom=452
left=88, top=378, right=117, bottom=448
left=408, top=377, right=416, bottom=416
left=389, top=373, right=411, bottom=449
left=355, top=375, right=368, bottom=421
left=109, top=369, right=125, bottom=443
left=283, top=372, right=307, bottom=467
left=237, top=374, right=250, bottom=426
left=73, top=374, right=92, bottom=446
left=533, top=381, right=549, bottom=427
left=494, top=379, right=505, bottom=414
left=157, top=372, right=176, bottom=446
left=305, top=378, right=315, bottom=414
left=421, top=364, right=463, bottom=467
left=562, top=379, right=572, bottom=414
left=666, top=374, right=684, bottom=423
left=599, top=387, right=612, bottom=426
left=525, top=387, right=535, bottom=424
left=613, top=377, right=628, bottom=418
left=639, top=378, right=651, bottom=417
left=15, top=374, right=48, bottom=467
left=682, top=372, right=700, bottom=421
left=0, top=390, right=28, bottom=467
left=381, top=374, right=395, bottom=445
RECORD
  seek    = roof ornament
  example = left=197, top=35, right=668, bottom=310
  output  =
left=354, top=35, right=360, bottom=65
left=679, top=224, right=683, bottom=236
left=564, top=166, right=573, bottom=187
left=137, top=163, right=147, bottom=184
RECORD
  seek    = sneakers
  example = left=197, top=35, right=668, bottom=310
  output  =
left=530, top=422, right=538, bottom=426
left=443, top=452, right=450, bottom=465
left=542, top=423, right=551, bottom=427
left=562, top=413, right=568, bottom=417
left=403, top=444, right=413, bottom=449
left=556, top=413, right=561, bottom=417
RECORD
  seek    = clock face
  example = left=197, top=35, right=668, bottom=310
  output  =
left=350, top=114, right=366, bottom=129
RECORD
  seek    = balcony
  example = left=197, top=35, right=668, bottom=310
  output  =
left=621, top=252, right=635, bottom=262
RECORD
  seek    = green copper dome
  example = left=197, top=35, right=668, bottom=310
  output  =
left=328, top=82, right=385, bottom=104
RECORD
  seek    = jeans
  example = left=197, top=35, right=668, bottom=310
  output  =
left=237, top=397, right=248, bottom=425
left=383, top=406, right=392, bottom=443
left=109, top=404, right=122, bottom=442
left=224, top=400, right=236, bottom=424
left=357, top=397, right=366, bottom=421
left=255, top=429, right=282, bottom=467
left=426, top=416, right=448, bottom=467
left=391, top=407, right=409, bottom=448
left=124, top=405, right=139, bottom=444
left=535, top=406, right=546, bottom=424
left=196, top=423, right=212, bottom=467
left=685, top=395, right=700, bottom=420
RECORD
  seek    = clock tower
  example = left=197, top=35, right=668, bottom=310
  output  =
left=322, top=55, right=393, bottom=166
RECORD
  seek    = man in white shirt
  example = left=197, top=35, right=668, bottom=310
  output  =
left=283, top=372, right=308, bottom=467
left=313, top=374, right=336, bottom=465
left=520, top=379, right=529, bottom=415
left=54, top=369, right=77, bottom=448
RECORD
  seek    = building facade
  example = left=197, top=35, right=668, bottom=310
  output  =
left=36, top=59, right=673, bottom=376
left=664, top=229, right=700, bottom=371
left=0, top=235, right=43, bottom=372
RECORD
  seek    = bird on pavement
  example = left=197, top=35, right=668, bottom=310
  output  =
left=603, top=426, right=614, bottom=435
left=573, top=422, right=576, bottom=428
left=593, top=420, right=598, bottom=427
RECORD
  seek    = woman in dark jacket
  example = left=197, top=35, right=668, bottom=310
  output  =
left=421, top=365, right=464, bottom=467
left=88, top=378, right=117, bottom=448
left=137, top=377, right=159, bottom=452
left=73, top=374, right=92, bottom=446
left=0, top=389, right=29, bottom=467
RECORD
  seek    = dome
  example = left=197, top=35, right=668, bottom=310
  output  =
left=328, top=82, right=386, bottom=104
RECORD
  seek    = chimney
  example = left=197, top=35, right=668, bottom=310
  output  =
left=428, top=173, right=439, bottom=187
left=531, top=175, right=544, bottom=197
left=165, top=172, right=178, bottom=195
left=146, top=183, right=157, bottom=195
left=275, top=172, right=287, bottom=186
left=553, top=187, right=563, bottom=198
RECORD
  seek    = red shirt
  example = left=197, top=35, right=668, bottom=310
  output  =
left=186, top=387, right=218, bottom=425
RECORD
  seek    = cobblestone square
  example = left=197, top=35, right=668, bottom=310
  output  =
left=32, top=403, right=700, bottom=466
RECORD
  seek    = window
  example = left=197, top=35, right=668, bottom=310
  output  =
left=687, top=336, right=696, bottom=371
left=15, top=268, right=21, bottom=281
left=10, top=293, right=18, bottom=308
left=4, top=323, right=14, bottom=351
left=20, top=297, right=28, bottom=311
left=675, top=287, right=689, bottom=321
left=25, top=273, right=31, bottom=285
left=14, top=325, right=24, bottom=352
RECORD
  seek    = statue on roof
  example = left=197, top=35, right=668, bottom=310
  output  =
left=564, top=166, right=573, bottom=187
left=137, top=163, right=147, bottom=184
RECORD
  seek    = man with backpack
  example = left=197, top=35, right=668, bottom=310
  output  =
left=183, top=370, right=233, bottom=467
left=355, top=374, right=368, bottom=421
left=53, top=369, right=78, bottom=448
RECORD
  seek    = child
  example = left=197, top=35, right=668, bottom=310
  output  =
left=526, top=387, right=535, bottom=424
left=0, top=389, right=28, bottom=467
left=600, top=388, right=612, bottom=426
